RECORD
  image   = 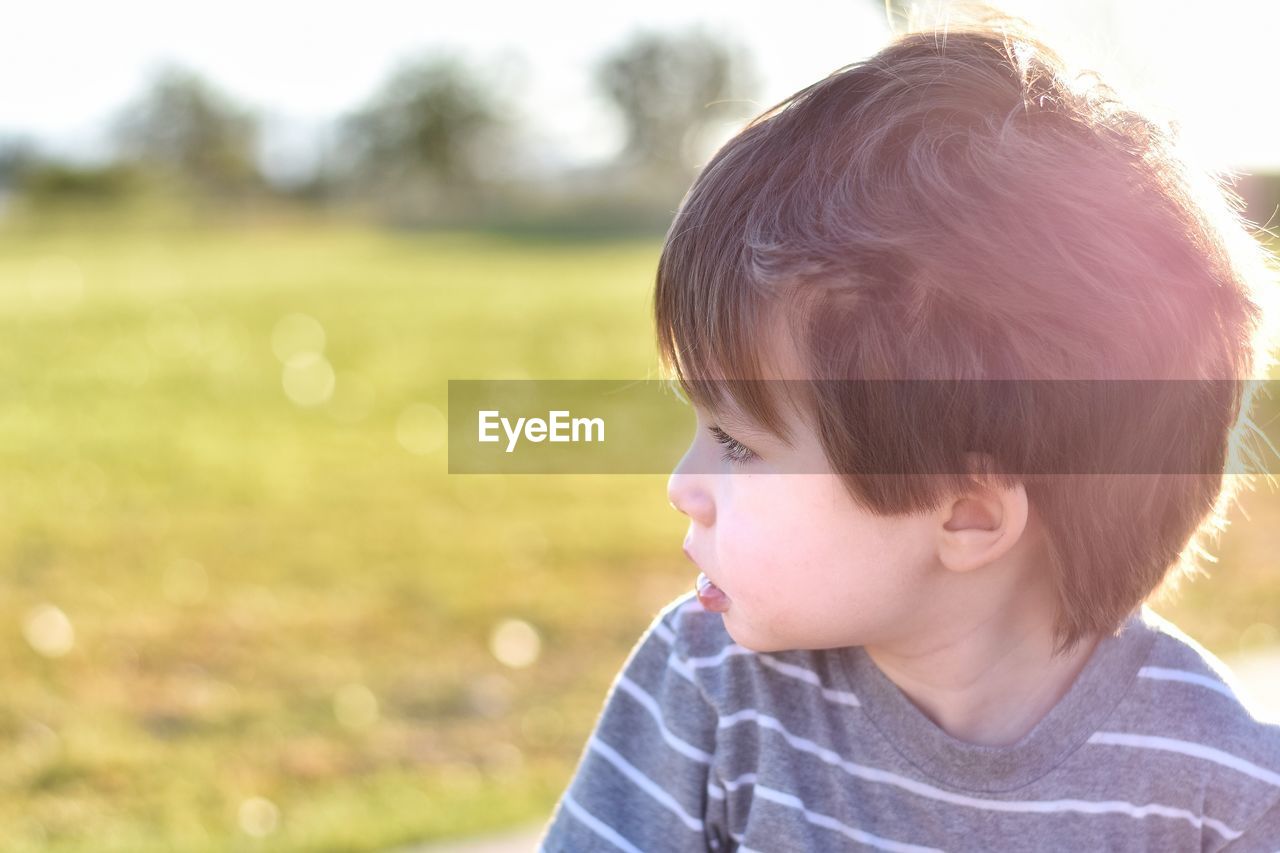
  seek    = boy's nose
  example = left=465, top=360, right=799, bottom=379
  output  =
left=667, top=454, right=714, bottom=526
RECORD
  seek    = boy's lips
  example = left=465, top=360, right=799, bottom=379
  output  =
left=683, top=540, right=730, bottom=612
left=695, top=572, right=730, bottom=613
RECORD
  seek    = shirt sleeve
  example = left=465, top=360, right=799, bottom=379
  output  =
left=539, top=601, right=728, bottom=852
left=1217, top=795, right=1280, bottom=853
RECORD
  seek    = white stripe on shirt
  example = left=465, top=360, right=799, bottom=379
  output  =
left=1138, top=666, right=1237, bottom=701
left=560, top=792, right=645, bottom=853
left=753, top=784, right=945, bottom=853
left=615, top=676, right=713, bottom=764
left=587, top=736, right=705, bottom=833
left=1089, top=731, right=1280, bottom=788
left=657, top=629, right=862, bottom=707
left=717, top=708, right=1244, bottom=840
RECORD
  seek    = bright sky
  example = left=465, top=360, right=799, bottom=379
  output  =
left=3, top=0, right=1277, bottom=181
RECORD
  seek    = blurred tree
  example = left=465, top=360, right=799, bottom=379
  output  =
left=335, top=49, right=521, bottom=219
left=0, top=135, right=41, bottom=191
left=592, top=25, right=759, bottom=189
left=109, top=64, right=262, bottom=199
left=0, top=136, right=146, bottom=217
left=16, top=162, right=144, bottom=205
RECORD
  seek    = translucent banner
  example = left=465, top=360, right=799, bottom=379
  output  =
left=447, top=379, right=1280, bottom=475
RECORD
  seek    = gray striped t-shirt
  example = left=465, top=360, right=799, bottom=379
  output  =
left=540, top=592, right=1280, bottom=851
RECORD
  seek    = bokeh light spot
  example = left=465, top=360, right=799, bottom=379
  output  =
left=282, top=352, right=336, bottom=406
left=15, top=720, right=62, bottom=769
left=489, top=619, right=541, bottom=669
left=237, top=796, right=279, bottom=838
left=1238, top=621, right=1279, bottom=654
left=23, top=604, right=74, bottom=658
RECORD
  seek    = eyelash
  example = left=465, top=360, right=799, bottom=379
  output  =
left=708, top=425, right=757, bottom=465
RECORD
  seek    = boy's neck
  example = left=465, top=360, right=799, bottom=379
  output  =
left=864, top=566, right=1102, bottom=748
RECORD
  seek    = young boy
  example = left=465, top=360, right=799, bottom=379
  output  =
left=540, top=13, right=1280, bottom=852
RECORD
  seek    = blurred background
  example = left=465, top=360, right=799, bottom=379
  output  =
left=2, top=1, right=1278, bottom=850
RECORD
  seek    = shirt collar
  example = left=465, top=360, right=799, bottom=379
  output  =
left=831, top=605, right=1159, bottom=792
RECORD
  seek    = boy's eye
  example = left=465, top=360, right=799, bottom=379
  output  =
left=708, top=425, right=757, bottom=465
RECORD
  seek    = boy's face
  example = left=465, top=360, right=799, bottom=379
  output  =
left=666, top=321, right=944, bottom=653
left=668, top=398, right=942, bottom=652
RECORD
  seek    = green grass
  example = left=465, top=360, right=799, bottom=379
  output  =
left=0, top=215, right=1276, bottom=850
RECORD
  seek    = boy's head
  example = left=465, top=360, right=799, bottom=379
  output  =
left=658, top=12, right=1277, bottom=656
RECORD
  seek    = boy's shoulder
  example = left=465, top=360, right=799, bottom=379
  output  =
left=1117, top=606, right=1280, bottom=848
left=1129, top=604, right=1280, bottom=752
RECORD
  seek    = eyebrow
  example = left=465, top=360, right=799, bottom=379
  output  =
left=694, top=399, right=775, bottom=441
left=691, top=396, right=742, bottom=422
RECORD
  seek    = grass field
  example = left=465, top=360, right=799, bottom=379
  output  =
left=0, top=214, right=1276, bottom=851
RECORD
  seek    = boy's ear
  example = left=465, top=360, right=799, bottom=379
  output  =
left=934, top=452, right=1030, bottom=575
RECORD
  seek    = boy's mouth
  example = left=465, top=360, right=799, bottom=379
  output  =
left=695, top=572, right=730, bottom=613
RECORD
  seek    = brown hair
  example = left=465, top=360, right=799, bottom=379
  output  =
left=653, top=8, right=1279, bottom=655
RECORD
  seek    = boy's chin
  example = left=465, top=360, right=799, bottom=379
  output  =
left=722, top=610, right=863, bottom=653
left=720, top=613, right=793, bottom=654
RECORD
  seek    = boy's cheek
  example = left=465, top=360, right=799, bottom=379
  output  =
left=719, top=534, right=781, bottom=596
left=740, top=479, right=796, bottom=515
left=716, top=527, right=752, bottom=581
